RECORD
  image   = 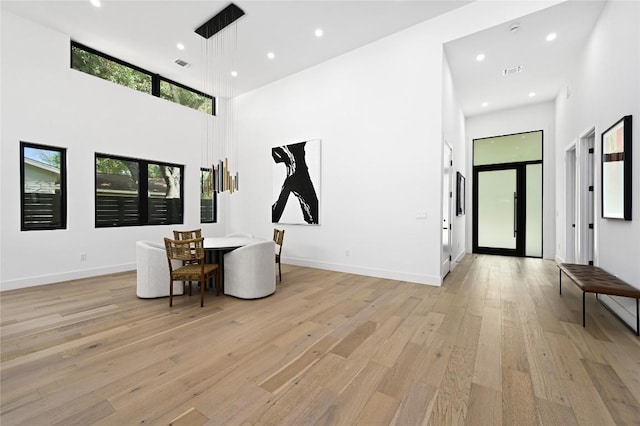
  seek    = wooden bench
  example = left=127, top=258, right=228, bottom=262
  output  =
left=558, top=263, right=639, bottom=336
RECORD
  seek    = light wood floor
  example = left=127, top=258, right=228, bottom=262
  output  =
left=1, top=255, right=639, bottom=425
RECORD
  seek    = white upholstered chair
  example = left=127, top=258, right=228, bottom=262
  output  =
left=223, top=240, right=276, bottom=299
left=136, top=240, right=184, bottom=298
left=225, top=232, right=255, bottom=238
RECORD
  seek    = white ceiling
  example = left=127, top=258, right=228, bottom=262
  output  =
left=2, top=0, right=606, bottom=116
left=1, top=0, right=470, bottom=98
left=445, top=0, right=605, bottom=117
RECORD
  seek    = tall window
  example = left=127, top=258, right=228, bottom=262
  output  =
left=20, top=142, right=67, bottom=231
left=95, top=154, right=183, bottom=227
left=200, top=168, right=217, bottom=223
left=71, top=41, right=214, bottom=114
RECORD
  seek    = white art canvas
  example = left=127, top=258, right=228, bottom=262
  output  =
left=272, top=139, right=321, bottom=225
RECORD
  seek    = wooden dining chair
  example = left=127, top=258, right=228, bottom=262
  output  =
left=164, top=237, right=219, bottom=307
left=273, top=228, right=285, bottom=282
left=173, top=229, right=202, bottom=240
left=172, top=229, right=203, bottom=289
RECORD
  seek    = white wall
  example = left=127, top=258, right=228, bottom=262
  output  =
left=554, top=1, right=640, bottom=324
left=465, top=102, right=556, bottom=259
left=231, top=2, right=559, bottom=285
left=0, top=11, right=227, bottom=290
left=442, top=54, right=467, bottom=266
left=0, top=1, right=559, bottom=290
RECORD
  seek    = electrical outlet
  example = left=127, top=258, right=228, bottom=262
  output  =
left=345, top=249, right=350, bottom=257
left=80, top=253, right=87, bottom=261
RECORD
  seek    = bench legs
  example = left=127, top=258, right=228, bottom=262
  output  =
left=583, top=292, right=586, bottom=328
left=558, top=267, right=639, bottom=335
left=559, top=269, right=562, bottom=295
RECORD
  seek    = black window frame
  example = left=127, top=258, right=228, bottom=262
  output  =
left=95, top=153, right=185, bottom=228
left=20, top=141, right=67, bottom=231
left=160, top=77, right=216, bottom=115
left=71, top=41, right=215, bottom=115
left=200, top=168, right=218, bottom=224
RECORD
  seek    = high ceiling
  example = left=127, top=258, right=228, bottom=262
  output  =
left=445, top=1, right=605, bottom=116
left=1, top=0, right=470, bottom=98
left=2, top=1, right=606, bottom=117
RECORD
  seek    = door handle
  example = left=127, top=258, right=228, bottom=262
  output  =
left=513, top=192, right=518, bottom=237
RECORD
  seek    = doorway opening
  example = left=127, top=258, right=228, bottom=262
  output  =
left=442, top=141, right=453, bottom=278
left=472, top=130, right=543, bottom=257
left=576, top=128, right=595, bottom=265
left=565, top=142, right=577, bottom=263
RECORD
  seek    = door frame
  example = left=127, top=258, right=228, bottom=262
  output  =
left=564, top=141, right=577, bottom=263
left=441, top=141, right=453, bottom=278
left=576, top=127, right=596, bottom=265
left=472, top=162, right=527, bottom=256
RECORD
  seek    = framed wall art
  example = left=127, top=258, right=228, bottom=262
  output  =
left=456, top=171, right=465, bottom=216
left=272, top=139, right=321, bottom=225
left=601, top=115, right=632, bottom=220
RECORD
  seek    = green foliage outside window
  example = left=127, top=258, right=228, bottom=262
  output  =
left=71, top=42, right=214, bottom=114
left=161, top=80, right=212, bottom=114
left=72, top=46, right=152, bottom=94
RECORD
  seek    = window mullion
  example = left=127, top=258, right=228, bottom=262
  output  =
left=139, top=161, right=149, bottom=225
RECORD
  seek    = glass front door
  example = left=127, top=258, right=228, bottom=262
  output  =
left=472, top=130, right=543, bottom=258
left=477, top=168, right=517, bottom=251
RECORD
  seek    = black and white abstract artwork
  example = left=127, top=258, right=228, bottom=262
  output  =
left=272, top=139, right=320, bottom=225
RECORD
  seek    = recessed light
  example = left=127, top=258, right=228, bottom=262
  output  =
left=546, top=32, right=557, bottom=42
left=481, top=102, right=488, bottom=108
left=267, top=52, right=275, bottom=60
left=177, top=43, right=185, bottom=50
left=476, top=53, right=485, bottom=62
left=315, top=28, right=324, bottom=38
left=529, top=92, right=536, bottom=97
left=231, top=71, right=238, bottom=77
left=90, top=0, right=101, bottom=7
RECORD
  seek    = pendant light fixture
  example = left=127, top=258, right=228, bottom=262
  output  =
left=196, top=3, right=245, bottom=194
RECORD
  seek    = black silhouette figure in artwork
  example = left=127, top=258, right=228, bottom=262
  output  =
left=272, top=142, right=319, bottom=224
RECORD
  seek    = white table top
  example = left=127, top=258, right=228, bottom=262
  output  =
left=203, top=237, right=265, bottom=250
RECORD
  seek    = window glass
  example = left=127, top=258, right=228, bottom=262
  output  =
left=96, top=156, right=140, bottom=227
left=160, top=80, right=213, bottom=114
left=200, top=168, right=217, bottom=223
left=71, top=44, right=152, bottom=94
left=474, top=131, right=542, bottom=166
left=148, top=163, right=183, bottom=224
left=95, top=154, right=183, bottom=227
left=21, top=142, right=66, bottom=230
left=71, top=41, right=214, bottom=115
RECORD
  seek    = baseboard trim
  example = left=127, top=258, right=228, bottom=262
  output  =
left=283, top=257, right=441, bottom=286
left=1, top=263, right=136, bottom=292
left=598, top=294, right=638, bottom=333
left=454, top=250, right=466, bottom=264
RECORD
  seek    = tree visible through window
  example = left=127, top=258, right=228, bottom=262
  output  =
left=71, top=44, right=152, bottom=94
left=20, top=142, right=67, bottom=231
left=71, top=41, right=214, bottom=114
left=95, top=154, right=183, bottom=227
left=200, top=168, right=217, bottom=223
left=161, top=80, right=213, bottom=114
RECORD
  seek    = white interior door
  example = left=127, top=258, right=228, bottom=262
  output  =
left=576, top=129, right=595, bottom=265
left=565, top=144, right=577, bottom=263
left=442, top=143, right=452, bottom=277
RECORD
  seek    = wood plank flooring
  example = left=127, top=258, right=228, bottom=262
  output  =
left=1, top=255, right=639, bottom=425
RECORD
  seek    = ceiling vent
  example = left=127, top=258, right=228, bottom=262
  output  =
left=502, top=65, right=523, bottom=76
left=174, top=59, right=191, bottom=68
